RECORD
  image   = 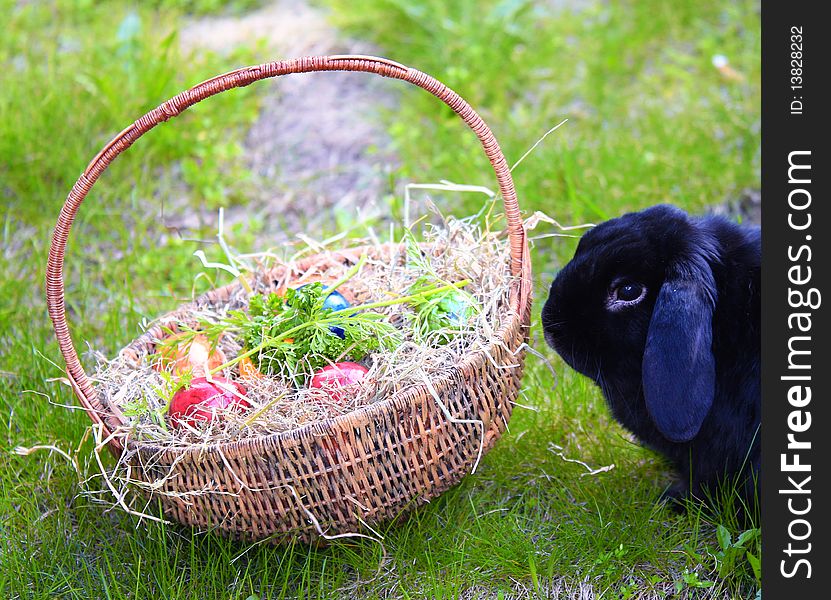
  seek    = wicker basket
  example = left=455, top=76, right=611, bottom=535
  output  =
left=46, top=55, right=532, bottom=543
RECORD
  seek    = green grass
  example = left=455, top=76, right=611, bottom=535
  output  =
left=328, top=0, right=760, bottom=224
left=1, top=0, right=760, bottom=598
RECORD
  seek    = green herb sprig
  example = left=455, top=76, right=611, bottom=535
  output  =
left=237, top=282, right=397, bottom=375
left=155, top=254, right=471, bottom=382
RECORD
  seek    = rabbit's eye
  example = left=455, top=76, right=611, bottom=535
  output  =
left=617, top=283, right=643, bottom=301
left=608, top=281, right=647, bottom=309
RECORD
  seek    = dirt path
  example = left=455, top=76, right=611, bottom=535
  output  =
left=177, top=0, right=399, bottom=238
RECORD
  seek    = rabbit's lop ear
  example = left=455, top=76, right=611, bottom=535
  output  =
left=642, top=253, right=717, bottom=442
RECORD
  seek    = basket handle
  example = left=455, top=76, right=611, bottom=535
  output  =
left=46, top=55, right=528, bottom=445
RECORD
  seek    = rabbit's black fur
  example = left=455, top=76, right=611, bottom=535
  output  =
left=542, top=205, right=760, bottom=516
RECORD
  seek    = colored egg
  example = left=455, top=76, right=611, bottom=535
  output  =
left=168, top=377, right=249, bottom=427
left=155, top=333, right=227, bottom=378
left=323, top=290, right=351, bottom=338
left=322, top=289, right=351, bottom=311
left=309, top=362, right=369, bottom=404
left=238, top=355, right=264, bottom=379
left=438, top=292, right=474, bottom=327
left=298, top=285, right=351, bottom=339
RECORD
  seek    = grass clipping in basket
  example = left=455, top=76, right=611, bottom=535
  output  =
left=92, top=211, right=516, bottom=450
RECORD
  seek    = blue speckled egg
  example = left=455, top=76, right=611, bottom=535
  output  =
left=322, top=290, right=350, bottom=338
left=299, top=285, right=351, bottom=338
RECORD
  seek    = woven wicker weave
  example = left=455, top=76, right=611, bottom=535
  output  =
left=46, top=55, right=532, bottom=542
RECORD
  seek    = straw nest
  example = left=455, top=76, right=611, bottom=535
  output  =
left=91, top=214, right=515, bottom=451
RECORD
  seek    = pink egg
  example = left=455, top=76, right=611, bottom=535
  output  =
left=310, top=362, right=369, bottom=404
left=168, top=377, right=249, bottom=427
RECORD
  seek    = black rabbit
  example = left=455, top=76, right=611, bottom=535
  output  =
left=542, top=204, right=760, bottom=517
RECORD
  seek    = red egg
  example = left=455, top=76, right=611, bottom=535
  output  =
left=310, top=362, right=369, bottom=404
left=168, top=377, right=250, bottom=427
